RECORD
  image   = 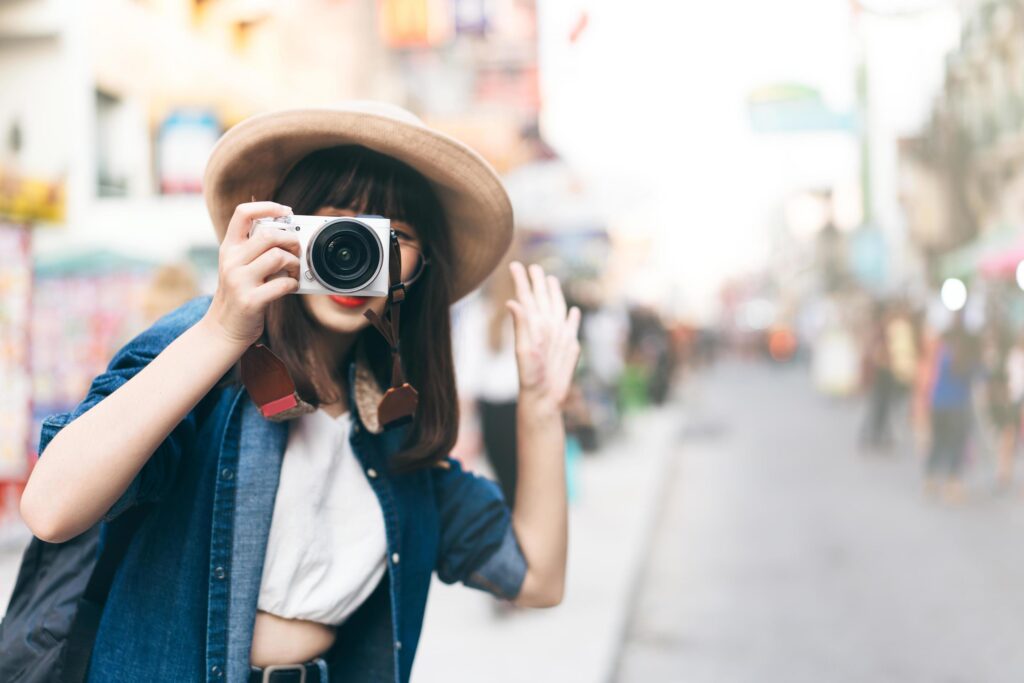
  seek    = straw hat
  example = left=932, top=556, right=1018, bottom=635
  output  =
left=202, top=101, right=514, bottom=302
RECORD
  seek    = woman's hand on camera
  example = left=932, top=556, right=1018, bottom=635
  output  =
left=507, top=262, right=582, bottom=411
left=204, top=202, right=301, bottom=348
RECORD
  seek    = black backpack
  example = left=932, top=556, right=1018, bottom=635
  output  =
left=0, top=508, right=144, bottom=683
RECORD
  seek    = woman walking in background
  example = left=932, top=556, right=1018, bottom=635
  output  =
left=925, top=315, right=979, bottom=503
left=455, top=247, right=523, bottom=508
left=860, top=302, right=897, bottom=452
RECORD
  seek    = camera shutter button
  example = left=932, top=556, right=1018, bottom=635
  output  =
left=304, top=270, right=314, bottom=281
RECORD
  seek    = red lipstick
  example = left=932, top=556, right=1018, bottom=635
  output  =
left=328, top=295, right=368, bottom=309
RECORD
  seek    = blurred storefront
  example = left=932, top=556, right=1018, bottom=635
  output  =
left=901, top=1, right=1024, bottom=290
left=0, top=0, right=611, bottom=532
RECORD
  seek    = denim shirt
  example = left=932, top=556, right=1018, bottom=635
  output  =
left=36, top=295, right=528, bottom=683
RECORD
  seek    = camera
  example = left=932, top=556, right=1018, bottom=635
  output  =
left=250, top=214, right=391, bottom=297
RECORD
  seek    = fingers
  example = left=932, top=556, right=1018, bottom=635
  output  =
left=506, top=299, right=531, bottom=352
left=565, top=305, right=582, bottom=341
left=510, top=261, right=580, bottom=343
left=223, top=202, right=292, bottom=247
left=548, top=274, right=567, bottom=320
left=528, top=264, right=551, bottom=317
left=510, top=261, right=539, bottom=318
left=245, top=246, right=301, bottom=284
left=231, top=228, right=301, bottom=268
left=550, top=306, right=582, bottom=398
left=554, top=306, right=582, bottom=368
left=252, top=274, right=301, bottom=307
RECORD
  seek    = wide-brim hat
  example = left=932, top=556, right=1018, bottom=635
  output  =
left=202, top=101, right=513, bottom=302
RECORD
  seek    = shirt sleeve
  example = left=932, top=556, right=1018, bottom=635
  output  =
left=35, top=296, right=211, bottom=524
left=432, top=456, right=528, bottom=601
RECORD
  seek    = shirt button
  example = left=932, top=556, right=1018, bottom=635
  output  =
left=391, top=552, right=400, bottom=565
left=220, top=468, right=233, bottom=480
left=367, top=467, right=378, bottom=479
left=210, top=664, right=223, bottom=677
left=394, top=640, right=402, bottom=651
left=214, top=566, right=226, bottom=580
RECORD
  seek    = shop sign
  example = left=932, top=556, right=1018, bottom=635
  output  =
left=0, top=169, right=66, bottom=223
left=378, top=0, right=454, bottom=48
left=157, top=109, right=220, bottom=195
left=454, top=0, right=489, bottom=36
left=748, top=83, right=856, bottom=134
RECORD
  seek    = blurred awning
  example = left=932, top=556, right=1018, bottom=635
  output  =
left=34, top=249, right=157, bottom=279
left=939, top=227, right=1019, bottom=280
left=979, top=234, right=1024, bottom=279
left=503, top=159, right=606, bottom=232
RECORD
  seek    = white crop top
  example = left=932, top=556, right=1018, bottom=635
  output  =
left=257, top=408, right=388, bottom=625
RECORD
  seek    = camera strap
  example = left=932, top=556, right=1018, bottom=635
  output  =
left=238, top=230, right=417, bottom=427
left=364, top=230, right=419, bottom=428
left=240, top=342, right=316, bottom=421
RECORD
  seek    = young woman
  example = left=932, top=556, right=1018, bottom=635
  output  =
left=18, top=103, right=581, bottom=683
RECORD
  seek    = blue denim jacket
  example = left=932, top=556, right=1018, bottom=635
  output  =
left=36, top=295, right=528, bottom=683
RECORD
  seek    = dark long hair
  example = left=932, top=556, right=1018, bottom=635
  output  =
left=247, top=145, right=458, bottom=473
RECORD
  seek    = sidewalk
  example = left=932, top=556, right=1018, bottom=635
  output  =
left=413, top=405, right=679, bottom=683
left=0, top=524, right=31, bottom=618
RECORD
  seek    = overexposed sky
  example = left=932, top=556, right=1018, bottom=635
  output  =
left=537, top=0, right=959, bottom=320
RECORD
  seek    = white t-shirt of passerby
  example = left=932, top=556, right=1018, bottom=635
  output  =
left=454, top=292, right=520, bottom=403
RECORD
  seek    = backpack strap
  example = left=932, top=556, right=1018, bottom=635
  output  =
left=60, top=506, right=147, bottom=683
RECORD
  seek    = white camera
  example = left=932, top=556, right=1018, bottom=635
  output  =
left=250, top=214, right=392, bottom=297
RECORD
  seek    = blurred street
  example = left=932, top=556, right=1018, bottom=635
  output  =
left=8, top=1, right=1024, bottom=680
left=619, top=360, right=1024, bottom=683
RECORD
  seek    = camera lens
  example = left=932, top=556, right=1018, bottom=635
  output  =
left=309, top=219, right=382, bottom=291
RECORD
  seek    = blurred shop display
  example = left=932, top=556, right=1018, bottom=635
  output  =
left=30, top=250, right=158, bottom=437
left=0, top=237, right=205, bottom=533
left=0, top=225, right=36, bottom=533
left=0, top=225, right=32, bottom=482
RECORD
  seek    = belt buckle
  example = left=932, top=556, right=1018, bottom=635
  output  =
left=262, top=663, right=307, bottom=683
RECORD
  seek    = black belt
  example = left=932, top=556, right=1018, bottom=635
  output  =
left=248, top=658, right=325, bottom=683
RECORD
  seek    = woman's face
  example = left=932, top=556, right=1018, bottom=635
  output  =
left=300, top=207, right=425, bottom=336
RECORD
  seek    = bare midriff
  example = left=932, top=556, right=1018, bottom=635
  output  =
left=250, top=610, right=337, bottom=667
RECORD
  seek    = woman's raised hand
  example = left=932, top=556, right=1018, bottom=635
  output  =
left=507, top=262, right=582, bottom=410
left=204, top=202, right=302, bottom=347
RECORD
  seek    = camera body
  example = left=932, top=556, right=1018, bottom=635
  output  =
left=250, top=214, right=391, bottom=297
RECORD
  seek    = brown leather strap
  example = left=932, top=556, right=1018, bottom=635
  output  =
left=364, top=232, right=407, bottom=388
left=364, top=230, right=418, bottom=427
left=240, top=343, right=314, bottom=421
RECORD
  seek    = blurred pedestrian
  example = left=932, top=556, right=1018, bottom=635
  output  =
left=924, top=315, right=979, bottom=503
left=454, top=248, right=522, bottom=508
left=1000, top=330, right=1024, bottom=487
left=140, top=263, right=201, bottom=324
left=860, top=302, right=896, bottom=451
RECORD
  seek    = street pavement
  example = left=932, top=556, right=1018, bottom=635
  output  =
left=616, top=360, right=1024, bottom=683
